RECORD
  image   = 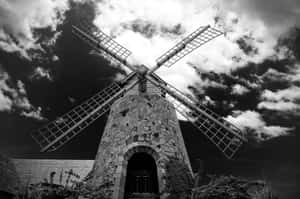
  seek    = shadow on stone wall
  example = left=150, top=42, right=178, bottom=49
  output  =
left=0, top=154, right=20, bottom=198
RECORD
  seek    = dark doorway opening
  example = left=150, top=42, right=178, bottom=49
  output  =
left=124, top=152, right=159, bottom=199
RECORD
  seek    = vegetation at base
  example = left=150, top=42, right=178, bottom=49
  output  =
left=15, top=169, right=112, bottom=199
left=192, top=175, right=278, bottom=199
left=163, top=156, right=277, bottom=199
left=163, top=156, right=194, bottom=199
left=14, top=161, right=278, bottom=199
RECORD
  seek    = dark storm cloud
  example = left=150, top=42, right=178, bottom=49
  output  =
left=236, top=36, right=258, bottom=56
left=0, top=0, right=124, bottom=156
left=121, top=19, right=158, bottom=38
left=119, top=19, right=185, bottom=39
left=189, top=29, right=300, bottom=140
left=232, top=33, right=300, bottom=117
left=189, top=71, right=261, bottom=116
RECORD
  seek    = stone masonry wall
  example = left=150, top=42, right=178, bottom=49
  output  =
left=0, top=154, right=19, bottom=195
left=89, top=93, right=193, bottom=198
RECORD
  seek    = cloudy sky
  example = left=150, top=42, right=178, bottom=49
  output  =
left=0, top=0, right=299, bottom=198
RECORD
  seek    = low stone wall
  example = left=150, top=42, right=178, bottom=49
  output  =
left=12, top=159, right=94, bottom=186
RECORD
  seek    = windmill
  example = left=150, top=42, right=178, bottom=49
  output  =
left=31, top=20, right=247, bottom=199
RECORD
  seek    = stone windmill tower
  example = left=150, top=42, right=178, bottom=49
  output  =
left=31, top=21, right=247, bottom=199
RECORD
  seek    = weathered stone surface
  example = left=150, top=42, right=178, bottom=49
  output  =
left=0, top=154, right=20, bottom=195
left=89, top=92, right=193, bottom=199
left=12, top=159, right=94, bottom=186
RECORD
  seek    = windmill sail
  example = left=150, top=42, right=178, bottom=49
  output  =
left=150, top=26, right=223, bottom=73
left=147, top=76, right=246, bottom=159
left=73, top=22, right=131, bottom=61
left=31, top=80, right=138, bottom=152
left=31, top=22, right=141, bottom=153
left=32, top=19, right=246, bottom=159
left=72, top=23, right=139, bottom=73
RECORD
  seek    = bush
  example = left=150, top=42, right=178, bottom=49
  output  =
left=192, top=175, right=277, bottom=199
left=163, top=156, right=194, bottom=199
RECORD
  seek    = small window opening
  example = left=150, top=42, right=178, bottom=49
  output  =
left=120, top=108, right=129, bottom=117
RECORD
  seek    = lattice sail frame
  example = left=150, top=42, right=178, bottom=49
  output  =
left=32, top=22, right=139, bottom=153
left=72, top=23, right=136, bottom=71
left=73, top=22, right=131, bottom=60
left=154, top=26, right=223, bottom=69
left=147, top=75, right=246, bottom=159
left=31, top=80, right=138, bottom=152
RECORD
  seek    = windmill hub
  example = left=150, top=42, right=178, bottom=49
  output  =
left=135, top=64, right=149, bottom=93
left=136, top=64, right=149, bottom=76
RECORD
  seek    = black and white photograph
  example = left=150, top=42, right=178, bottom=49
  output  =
left=0, top=0, right=299, bottom=199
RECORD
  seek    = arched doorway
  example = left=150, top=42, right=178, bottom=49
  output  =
left=124, top=152, right=159, bottom=199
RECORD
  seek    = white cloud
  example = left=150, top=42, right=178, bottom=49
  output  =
left=258, top=86, right=300, bottom=113
left=262, top=126, right=292, bottom=138
left=203, top=96, right=216, bottom=106
left=260, top=64, right=300, bottom=88
left=0, top=72, right=13, bottom=111
left=261, top=86, right=300, bottom=101
left=92, top=0, right=296, bottom=95
left=0, top=93, right=12, bottom=111
left=21, top=107, right=44, bottom=121
left=261, top=68, right=292, bottom=82
left=226, top=110, right=265, bottom=130
left=93, top=0, right=224, bottom=94
left=0, top=69, right=45, bottom=120
left=30, top=67, right=53, bottom=81
left=52, top=55, right=59, bottom=62
left=225, top=110, right=293, bottom=140
left=258, top=101, right=300, bottom=112
left=291, top=64, right=300, bottom=82
left=231, top=84, right=250, bottom=95
left=0, top=0, right=69, bottom=59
